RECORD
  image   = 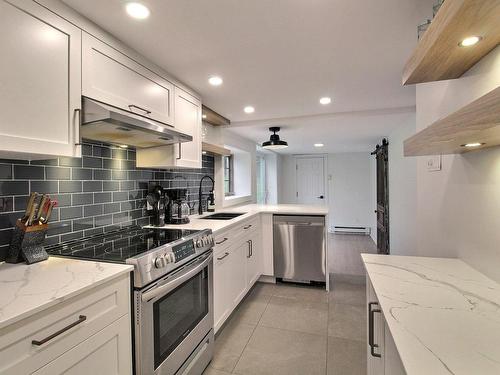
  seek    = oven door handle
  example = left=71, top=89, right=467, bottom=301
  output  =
left=141, top=252, right=213, bottom=302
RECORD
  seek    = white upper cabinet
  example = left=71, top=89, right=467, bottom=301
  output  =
left=82, top=32, right=174, bottom=126
left=136, top=87, right=202, bottom=169
left=172, top=88, right=202, bottom=168
left=0, top=0, right=81, bottom=159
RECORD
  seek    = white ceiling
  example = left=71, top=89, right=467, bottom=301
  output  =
left=231, top=107, right=416, bottom=154
left=64, top=0, right=434, bottom=152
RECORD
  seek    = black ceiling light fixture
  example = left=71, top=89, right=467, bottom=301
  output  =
left=262, top=127, right=288, bottom=150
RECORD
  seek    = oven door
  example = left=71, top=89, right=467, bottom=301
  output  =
left=135, top=250, right=213, bottom=375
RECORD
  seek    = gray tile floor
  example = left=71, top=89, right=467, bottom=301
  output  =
left=203, top=281, right=367, bottom=375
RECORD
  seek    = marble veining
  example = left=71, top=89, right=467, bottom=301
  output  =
left=362, top=254, right=500, bottom=375
left=0, top=257, right=132, bottom=330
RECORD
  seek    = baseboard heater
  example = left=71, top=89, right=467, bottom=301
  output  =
left=331, top=226, right=371, bottom=235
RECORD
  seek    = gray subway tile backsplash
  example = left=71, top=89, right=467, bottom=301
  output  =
left=0, top=141, right=214, bottom=261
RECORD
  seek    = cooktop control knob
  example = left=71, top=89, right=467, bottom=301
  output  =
left=154, top=256, right=167, bottom=268
left=196, top=239, right=203, bottom=248
left=165, top=252, right=175, bottom=263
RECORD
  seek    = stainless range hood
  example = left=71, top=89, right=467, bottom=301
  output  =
left=81, top=97, right=192, bottom=148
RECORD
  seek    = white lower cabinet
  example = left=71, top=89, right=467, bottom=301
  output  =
left=366, top=276, right=405, bottom=375
left=0, top=0, right=81, bottom=159
left=0, top=274, right=132, bottom=375
left=31, top=314, right=131, bottom=375
left=213, top=218, right=263, bottom=333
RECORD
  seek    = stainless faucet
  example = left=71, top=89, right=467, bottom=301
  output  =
left=198, top=175, right=215, bottom=215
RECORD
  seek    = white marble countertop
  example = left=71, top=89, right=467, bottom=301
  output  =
left=0, top=257, right=133, bottom=330
left=152, top=203, right=329, bottom=234
left=362, top=254, right=500, bottom=375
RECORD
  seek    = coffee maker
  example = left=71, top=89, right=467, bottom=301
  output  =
left=165, top=189, right=190, bottom=224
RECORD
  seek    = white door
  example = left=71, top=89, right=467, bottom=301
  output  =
left=295, top=156, right=326, bottom=204
left=0, top=0, right=81, bottom=159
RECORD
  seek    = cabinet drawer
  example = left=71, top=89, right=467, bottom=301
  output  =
left=82, top=32, right=174, bottom=126
left=32, top=314, right=132, bottom=375
left=0, top=274, right=130, bottom=375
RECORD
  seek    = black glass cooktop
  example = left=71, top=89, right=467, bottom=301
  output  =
left=45, top=226, right=199, bottom=263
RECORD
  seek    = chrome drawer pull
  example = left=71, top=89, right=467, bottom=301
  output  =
left=128, top=104, right=152, bottom=114
left=215, top=237, right=228, bottom=245
left=217, top=252, right=229, bottom=261
left=32, top=315, right=86, bottom=346
left=243, top=224, right=252, bottom=229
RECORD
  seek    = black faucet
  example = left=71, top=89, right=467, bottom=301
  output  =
left=198, top=175, right=215, bottom=215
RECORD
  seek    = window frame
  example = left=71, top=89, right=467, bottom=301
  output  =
left=223, top=154, right=235, bottom=196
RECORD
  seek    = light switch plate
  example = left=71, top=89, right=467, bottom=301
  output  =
left=426, top=155, right=441, bottom=172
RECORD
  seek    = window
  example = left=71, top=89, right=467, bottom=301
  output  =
left=256, top=155, right=267, bottom=204
left=224, top=155, right=234, bottom=196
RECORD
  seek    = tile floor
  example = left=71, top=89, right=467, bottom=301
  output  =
left=203, top=280, right=367, bottom=375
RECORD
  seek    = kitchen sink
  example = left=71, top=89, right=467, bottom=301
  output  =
left=200, top=212, right=246, bottom=220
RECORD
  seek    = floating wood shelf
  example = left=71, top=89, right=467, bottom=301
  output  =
left=402, top=0, right=500, bottom=85
left=404, top=87, right=500, bottom=156
left=202, top=105, right=230, bottom=126
left=202, top=142, right=231, bottom=156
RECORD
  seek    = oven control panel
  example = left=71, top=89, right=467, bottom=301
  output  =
left=172, top=240, right=195, bottom=262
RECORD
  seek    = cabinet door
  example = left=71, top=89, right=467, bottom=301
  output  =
left=246, top=231, right=262, bottom=287
left=82, top=32, right=174, bottom=126
left=135, top=87, right=202, bottom=169
left=213, top=249, right=230, bottom=333
left=173, top=88, right=202, bottom=168
left=32, top=315, right=132, bottom=375
left=227, top=241, right=248, bottom=309
left=367, top=277, right=385, bottom=375
left=0, top=0, right=81, bottom=159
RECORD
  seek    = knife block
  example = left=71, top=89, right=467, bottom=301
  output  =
left=7, top=220, right=49, bottom=264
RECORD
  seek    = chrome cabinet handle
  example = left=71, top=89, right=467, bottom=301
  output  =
left=74, top=108, right=82, bottom=146
left=32, top=315, right=86, bottom=346
left=368, top=302, right=382, bottom=358
left=177, top=142, right=182, bottom=160
left=128, top=104, right=151, bottom=114
left=247, top=240, right=251, bottom=258
left=243, top=224, right=252, bottom=230
left=216, top=237, right=228, bottom=245
left=217, top=252, right=229, bottom=261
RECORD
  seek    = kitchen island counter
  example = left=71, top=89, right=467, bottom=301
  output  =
left=362, top=253, right=500, bottom=375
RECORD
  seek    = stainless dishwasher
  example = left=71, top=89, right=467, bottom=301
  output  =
left=273, top=215, right=326, bottom=283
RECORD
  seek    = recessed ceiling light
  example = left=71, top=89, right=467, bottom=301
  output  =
left=126, top=3, right=150, bottom=19
left=319, top=97, right=332, bottom=105
left=119, top=144, right=129, bottom=149
left=459, top=36, right=482, bottom=47
left=208, top=76, right=223, bottom=86
left=202, top=151, right=207, bottom=155
left=244, top=106, right=255, bottom=114
left=314, top=143, right=324, bottom=147
left=202, top=114, right=207, bottom=119
left=461, top=142, right=485, bottom=148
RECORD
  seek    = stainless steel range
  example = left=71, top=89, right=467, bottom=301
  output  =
left=46, top=226, right=215, bottom=375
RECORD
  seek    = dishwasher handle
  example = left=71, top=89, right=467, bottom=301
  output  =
left=273, top=215, right=325, bottom=226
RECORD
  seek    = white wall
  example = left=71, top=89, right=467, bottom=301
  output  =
left=388, top=115, right=417, bottom=255
left=277, top=155, right=297, bottom=204
left=414, top=46, right=500, bottom=282
left=278, top=153, right=375, bottom=233
left=328, top=153, right=373, bottom=232
left=221, top=129, right=257, bottom=207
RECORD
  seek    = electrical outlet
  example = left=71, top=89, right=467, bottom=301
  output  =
left=426, top=155, right=441, bottom=172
